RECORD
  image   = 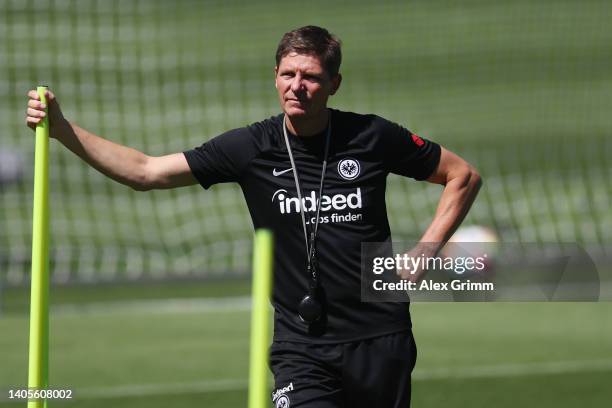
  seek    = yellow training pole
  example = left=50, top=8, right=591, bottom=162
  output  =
left=27, top=86, right=50, bottom=408
left=248, top=230, right=274, bottom=408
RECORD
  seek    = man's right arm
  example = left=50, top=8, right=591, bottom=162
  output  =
left=25, top=89, right=197, bottom=191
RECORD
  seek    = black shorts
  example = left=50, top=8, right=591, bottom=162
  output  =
left=269, top=330, right=417, bottom=408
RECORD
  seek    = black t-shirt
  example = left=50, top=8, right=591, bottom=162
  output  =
left=184, top=109, right=441, bottom=343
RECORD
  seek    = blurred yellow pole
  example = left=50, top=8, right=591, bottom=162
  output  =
left=27, top=86, right=50, bottom=408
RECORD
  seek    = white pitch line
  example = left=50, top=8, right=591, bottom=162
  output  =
left=63, top=359, right=612, bottom=400
left=78, top=378, right=249, bottom=399
left=412, top=358, right=612, bottom=380
left=51, top=296, right=253, bottom=316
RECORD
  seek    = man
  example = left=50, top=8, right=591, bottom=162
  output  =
left=26, top=26, right=481, bottom=407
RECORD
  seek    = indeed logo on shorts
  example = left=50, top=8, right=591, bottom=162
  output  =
left=272, top=188, right=362, bottom=214
left=272, top=382, right=294, bottom=402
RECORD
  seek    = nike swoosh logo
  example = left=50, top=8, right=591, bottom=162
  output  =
left=273, top=168, right=293, bottom=176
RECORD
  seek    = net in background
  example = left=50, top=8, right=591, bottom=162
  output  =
left=1, top=0, right=610, bottom=286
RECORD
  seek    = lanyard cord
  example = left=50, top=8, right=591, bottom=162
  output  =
left=282, top=115, right=331, bottom=278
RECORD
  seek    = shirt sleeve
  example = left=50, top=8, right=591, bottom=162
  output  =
left=183, top=127, right=256, bottom=189
left=380, top=118, right=441, bottom=180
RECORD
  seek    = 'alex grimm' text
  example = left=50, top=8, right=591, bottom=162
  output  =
left=372, top=279, right=495, bottom=292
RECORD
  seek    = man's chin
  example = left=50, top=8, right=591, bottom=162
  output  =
left=284, top=107, right=309, bottom=118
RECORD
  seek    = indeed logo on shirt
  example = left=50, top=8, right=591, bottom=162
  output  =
left=272, top=188, right=362, bottom=214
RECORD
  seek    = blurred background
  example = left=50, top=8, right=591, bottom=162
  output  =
left=1, top=0, right=611, bottom=407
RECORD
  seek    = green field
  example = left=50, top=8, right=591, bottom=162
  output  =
left=1, top=288, right=611, bottom=407
left=2, top=1, right=612, bottom=406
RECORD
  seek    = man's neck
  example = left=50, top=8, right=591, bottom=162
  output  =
left=285, top=109, right=330, bottom=137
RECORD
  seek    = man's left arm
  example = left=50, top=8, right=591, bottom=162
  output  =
left=401, top=146, right=482, bottom=280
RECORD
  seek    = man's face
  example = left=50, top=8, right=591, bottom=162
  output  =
left=275, top=52, right=340, bottom=120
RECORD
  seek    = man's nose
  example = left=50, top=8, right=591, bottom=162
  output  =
left=290, top=74, right=304, bottom=93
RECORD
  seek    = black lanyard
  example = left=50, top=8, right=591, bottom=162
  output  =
left=282, top=115, right=331, bottom=286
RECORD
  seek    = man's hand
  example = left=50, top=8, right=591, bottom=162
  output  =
left=397, top=243, right=439, bottom=283
left=25, top=89, right=67, bottom=135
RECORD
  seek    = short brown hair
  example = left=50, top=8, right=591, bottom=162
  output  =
left=275, top=26, right=342, bottom=77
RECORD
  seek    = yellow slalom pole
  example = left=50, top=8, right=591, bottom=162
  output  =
left=248, top=230, right=274, bottom=408
left=27, top=86, right=50, bottom=408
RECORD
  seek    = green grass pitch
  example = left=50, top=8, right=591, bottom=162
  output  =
left=1, top=1, right=611, bottom=406
left=1, top=291, right=611, bottom=407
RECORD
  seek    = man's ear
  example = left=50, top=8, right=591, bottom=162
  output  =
left=330, top=73, right=342, bottom=95
left=274, top=66, right=279, bottom=88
